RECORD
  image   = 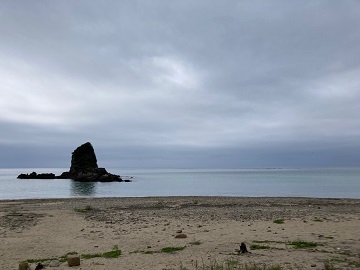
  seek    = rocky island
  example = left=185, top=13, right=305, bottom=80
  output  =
left=18, top=142, right=128, bottom=182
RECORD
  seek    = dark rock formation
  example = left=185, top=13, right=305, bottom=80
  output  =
left=70, top=142, right=98, bottom=174
left=17, top=142, right=127, bottom=182
left=18, top=172, right=55, bottom=179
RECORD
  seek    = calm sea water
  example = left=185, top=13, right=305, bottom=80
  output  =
left=0, top=168, right=359, bottom=200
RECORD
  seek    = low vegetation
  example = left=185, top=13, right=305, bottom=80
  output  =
left=289, top=240, right=318, bottom=249
left=133, top=246, right=186, bottom=254
left=74, top=205, right=95, bottom=213
left=82, top=245, right=121, bottom=259
left=273, top=219, right=285, bottom=224
left=161, top=246, right=186, bottom=253
left=26, top=247, right=120, bottom=263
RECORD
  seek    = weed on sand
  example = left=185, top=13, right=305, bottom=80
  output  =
left=161, top=246, right=186, bottom=253
left=273, top=219, right=285, bottom=224
left=289, top=240, right=318, bottom=249
left=82, top=245, right=121, bottom=259
left=74, top=205, right=95, bottom=213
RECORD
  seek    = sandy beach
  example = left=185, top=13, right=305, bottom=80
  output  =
left=1, top=197, right=360, bottom=270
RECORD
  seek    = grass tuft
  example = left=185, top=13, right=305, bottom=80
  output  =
left=26, top=257, right=59, bottom=263
left=74, top=205, right=95, bottom=213
left=289, top=240, right=318, bottom=249
left=161, top=246, right=186, bottom=253
left=273, top=219, right=285, bottom=224
left=81, top=246, right=121, bottom=259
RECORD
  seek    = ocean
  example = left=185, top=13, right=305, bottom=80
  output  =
left=0, top=168, right=359, bottom=200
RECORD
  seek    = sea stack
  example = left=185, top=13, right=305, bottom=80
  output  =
left=18, top=142, right=126, bottom=182
left=59, top=142, right=123, bottom=182
left=70, top=142, right=98, bottom=174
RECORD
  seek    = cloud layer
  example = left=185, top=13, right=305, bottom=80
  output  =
left=1, top=1, right=360, bottom=168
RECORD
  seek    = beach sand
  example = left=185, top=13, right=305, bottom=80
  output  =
left=1, top=197, right=360, bottom=270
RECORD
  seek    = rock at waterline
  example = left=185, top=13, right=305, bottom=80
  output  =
left=17, top=142, right=129, bottom=182
left=17, top=172, right=55, bottom=179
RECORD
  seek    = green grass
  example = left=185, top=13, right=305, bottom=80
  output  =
left=273, top=219, right=285, bottom=224
left=144, top=250, right=159, bottom=254
left=313, top=217, right=323, bottom=222
left=289, top=241, right=318, bottom=249
left=82, top=246, right=121, bottom=259
left=133, top=246, right=186, bottom=255
left=74, top=205, right=95, bottom=213
left=81, top=253, right=103, bottom=259
left=250, top=244, right=271, bottom=250
left=27, top=246, right=121, bottom=262
left=161, top=246, right=186, bottom=253
left=253, top=240, right=272, bottom=243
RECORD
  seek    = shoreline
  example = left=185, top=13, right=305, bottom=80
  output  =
left=2, top=194, right=360, bottom=202
left=1, top=197, right=360, bottom=269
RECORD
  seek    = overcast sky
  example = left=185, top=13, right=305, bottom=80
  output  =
left=1, top=1, right=360, bottom=168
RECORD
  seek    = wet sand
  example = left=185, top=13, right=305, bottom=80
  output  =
left=1, top=197, right=360, bottom=269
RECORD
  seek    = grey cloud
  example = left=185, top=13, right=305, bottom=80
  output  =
left=0, top=1, right=360, bottom=168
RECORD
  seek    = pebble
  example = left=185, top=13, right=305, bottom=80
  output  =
left=49, top=260, right=61, bottom=267
left=175, top=233, right=187, bottom=238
